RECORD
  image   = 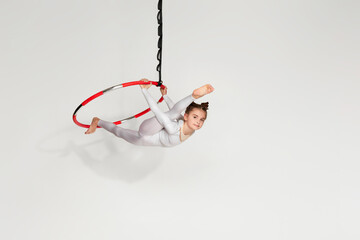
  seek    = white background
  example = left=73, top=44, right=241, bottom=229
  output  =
left=1, top=0, right=359, bottom=239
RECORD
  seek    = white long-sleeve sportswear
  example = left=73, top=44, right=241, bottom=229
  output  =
left=98, top=88, right=195, bottom=147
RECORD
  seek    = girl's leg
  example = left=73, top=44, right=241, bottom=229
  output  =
left=139, top=116, right=163, bottom=136
left=141, top=89, right=179, bottom=135
left=165, top=94, right=195, bottom=119
left=192, top=84, right=215, bottom=99
left=139, top=93, right=194, bottom=136
left=99, top=120, right=152, bottom=146
left=85, top=117, right=100, bottom=134
left=138, top=84, right=214, bottom=135
left=160, top=84, right=214, bottom=119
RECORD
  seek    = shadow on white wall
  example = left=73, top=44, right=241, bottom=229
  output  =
left=37, top=124, right=165, bottom=183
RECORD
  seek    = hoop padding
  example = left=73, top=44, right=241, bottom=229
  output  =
left=73, top=81, right=166, bottom=128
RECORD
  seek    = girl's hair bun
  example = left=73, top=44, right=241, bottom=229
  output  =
left=200, top=102, right=209, bottom=111
left=185, top=101, right=210, bottom=116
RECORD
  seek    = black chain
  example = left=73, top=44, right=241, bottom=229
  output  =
left=156, top=0, right=163, bottom=86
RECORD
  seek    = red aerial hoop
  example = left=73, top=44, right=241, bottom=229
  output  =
left=73, top=80, right=166, bottom=128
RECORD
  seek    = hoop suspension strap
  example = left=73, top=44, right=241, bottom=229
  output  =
left=156, top=0, right=163, bottom=87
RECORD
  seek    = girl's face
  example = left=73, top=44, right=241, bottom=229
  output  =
left=184, top=108, right=207, bottom=131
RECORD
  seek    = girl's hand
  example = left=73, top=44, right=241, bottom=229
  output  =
left=160, top=86, right=167, bottom=96
left=140, top=78, right=152, bottom=89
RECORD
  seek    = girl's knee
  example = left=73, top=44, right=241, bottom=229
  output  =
left=164, top=123, right=178, bottom=135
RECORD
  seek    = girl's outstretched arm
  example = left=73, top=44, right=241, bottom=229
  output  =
left=139, top=79, right=179, bottom=134
left=160, top=86, right=175, bottom=110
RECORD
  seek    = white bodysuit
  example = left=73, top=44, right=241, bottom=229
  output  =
left=98, top=88, right=196, bottom=147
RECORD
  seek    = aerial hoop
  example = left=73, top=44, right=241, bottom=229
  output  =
left=73, top=80, right=166, bottom=128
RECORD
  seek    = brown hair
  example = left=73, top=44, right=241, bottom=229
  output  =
left=185, top=102, right=209, bottom=118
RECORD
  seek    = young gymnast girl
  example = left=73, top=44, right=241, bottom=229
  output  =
left=85, top=79, right=215, bottom=147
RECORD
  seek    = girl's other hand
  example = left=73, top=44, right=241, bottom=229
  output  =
left=140, top=78, right=152, bottom=89
left=160, top=86, right=167, bottom=96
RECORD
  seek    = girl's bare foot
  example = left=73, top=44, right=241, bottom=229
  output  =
left=192, top=84, right=215, bottom=99
left=85, top=117, right=100, bottom=134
